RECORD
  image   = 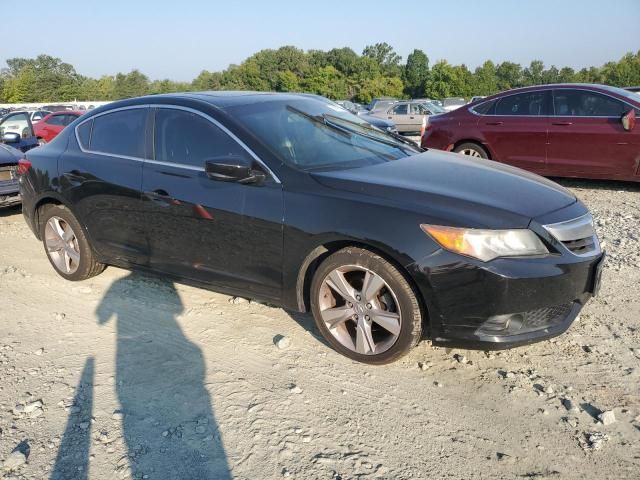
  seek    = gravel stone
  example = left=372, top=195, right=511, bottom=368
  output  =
left=2, top=450, right=27, bottom=471
left=276, top=336, right=291, bottom=350
left=598, top=410, right=616, bottom=426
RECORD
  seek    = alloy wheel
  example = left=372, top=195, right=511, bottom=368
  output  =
left=44, top=216, right=81, bottom=274
left=318, top=266, right=402, bottom=355
left=459, top=148, right=481, bottom=157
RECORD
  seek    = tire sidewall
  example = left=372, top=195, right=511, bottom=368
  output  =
left=310, top=247, right=422, bottom=365
left=40, top=205, right=95, bottom=281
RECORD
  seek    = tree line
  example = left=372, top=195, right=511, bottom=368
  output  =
left=1, top=44, right=639, bottom=105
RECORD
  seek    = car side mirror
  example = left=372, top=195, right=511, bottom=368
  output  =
left=621, top=109, right=636, bottom=132
left=204, top=154, right=266, bottom=185
left=1, top=132, right=21, bottom=144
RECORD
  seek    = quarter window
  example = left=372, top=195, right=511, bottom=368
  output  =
left=76, top=120, right=92, bottom=149
left=495, top=92, right=548, bottom=116
left=90, top=108, right=147, bottom=158
left=154, top=109, right=246, bottom=168
left=553, top=90, right=627, bottom=116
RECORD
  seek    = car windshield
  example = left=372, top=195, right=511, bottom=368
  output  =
left=424, top=101, right=445, bottom=113
left=226, top=97, right=420, bottom=171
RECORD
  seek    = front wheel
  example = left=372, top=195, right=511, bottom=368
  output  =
left=39, top=204, right=105, bottom=281
left=310, top=247, right=423, bottom=364
left=454, top=142, right=489, bottom=159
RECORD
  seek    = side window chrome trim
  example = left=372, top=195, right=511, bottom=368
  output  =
left=74, top=105, right=149, bottom=161
left=149, top=104, right=282, bottom=184
left=470, top=87, right=637, bottom=118
left=74, top=103, right=282, bottom=184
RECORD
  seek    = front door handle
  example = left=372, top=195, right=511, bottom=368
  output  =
left=144, top=189, right=175, bottom=206
left=552, top=121, right=573, bottom=126
left=485, top=121, right=503, bottom=126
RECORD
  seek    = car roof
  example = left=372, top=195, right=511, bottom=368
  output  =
left=88, top=91, right=327, bottom=111
left=48, top=110, right=84, bottom=116
left=479, top=83, right=640, bottom=105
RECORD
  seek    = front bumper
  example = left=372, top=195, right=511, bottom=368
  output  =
left=408, top=249, right=604, bottom=350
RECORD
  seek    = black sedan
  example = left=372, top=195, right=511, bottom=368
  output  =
left=18, top=92, right=604, bottom=364
left=0, top=142, right=23, bottom=207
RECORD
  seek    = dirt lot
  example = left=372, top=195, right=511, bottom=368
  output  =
left=1, top=179, right=639, bottom=480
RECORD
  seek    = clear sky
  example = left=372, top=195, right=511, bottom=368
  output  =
left=2, top=0, right=639, bottom=81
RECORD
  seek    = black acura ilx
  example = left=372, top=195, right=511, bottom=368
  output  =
left=19, top=92, right=605, bottom=364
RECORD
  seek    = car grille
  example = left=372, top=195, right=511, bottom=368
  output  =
left=477, top=303, right=574, bottom=336
left=543, top=213, right=600, bottom=257
left=523, top=304, right=573, bottom=330
left=0, top=165, right=17, bottom=182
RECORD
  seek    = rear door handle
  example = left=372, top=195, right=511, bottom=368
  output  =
left=552, top=121, right=573, bottom=126
left=485, top=121, right=503, bottom=126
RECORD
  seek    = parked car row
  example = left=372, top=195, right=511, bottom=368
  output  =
left=421, top=83, right=640, bottom=182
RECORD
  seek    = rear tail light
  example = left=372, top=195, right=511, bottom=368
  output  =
left=17, top=159, right=32, bottom=176
left=420, top=116, right=427, bottom=138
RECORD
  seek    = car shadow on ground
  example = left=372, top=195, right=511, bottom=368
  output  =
left=50, top=272, right=231, bottom=480
left=0, top=204, right=21, bottom=218
left=552, top=177, right=640, bottom=193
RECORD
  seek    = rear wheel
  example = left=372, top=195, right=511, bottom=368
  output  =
left=310, top=247, right=423, bottom=364
left=39, top=204, right=105, bottom=281
left=454, top=142, right=488, bottom=159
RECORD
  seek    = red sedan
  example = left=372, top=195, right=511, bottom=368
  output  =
left=422, top=84, right=640, bottom=182
left=34, top=111, right=84, bottom=145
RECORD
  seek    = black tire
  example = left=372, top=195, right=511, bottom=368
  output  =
left=39, top=204, right=105, bottom=281
left=454, top=142, right=489, bottom=159
left=310, top=247, right=423, bottom=365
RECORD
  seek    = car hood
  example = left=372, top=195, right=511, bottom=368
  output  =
left=0, top=143, right=23, bottom=165
left=311, top=149, right=577, bottom=229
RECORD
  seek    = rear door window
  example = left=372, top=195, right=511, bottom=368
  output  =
left=391, top=104, right=408, bottom=115
left=154, top=108, right=246, bottom=168
left=495, top=92, right=549, bottom=116
left=76, top=120, right=92, bottom=149
left=553, top=89, right=628, bottom=116
left=90, top=108, right=147, bottom=158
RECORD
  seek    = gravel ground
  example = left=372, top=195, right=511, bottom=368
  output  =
left=0, top=179, right=639, bottom=480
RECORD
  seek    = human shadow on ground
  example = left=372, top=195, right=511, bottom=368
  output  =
left=49, top=357, right=94, bottom=480
left=94, top=272, right=231, bottom=479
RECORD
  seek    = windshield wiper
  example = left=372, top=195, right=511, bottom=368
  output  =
left=322, top=113, right=423, bottom=152
left=286, top=106, right=420, bottom=154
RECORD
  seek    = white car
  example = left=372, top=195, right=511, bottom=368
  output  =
left=0, top=110, right=50, bottom=135
left=441, top=97, right=467, bottom=112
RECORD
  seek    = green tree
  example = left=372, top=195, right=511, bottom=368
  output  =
left=113, top=70, right=150, bottom=98
left=495, top=61, right=524, bottom=90
left=473, top=60, right=498, bottom=95
left=276, top=70, right=300, bottom=92
left=403, top=49, right=429, bottom=98
left=362, top=42, right=402, bottom=75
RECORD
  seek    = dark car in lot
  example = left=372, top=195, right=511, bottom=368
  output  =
left=0, top=142, right=23, bottom=207
left=422, top=84, right=640, bottom=182
left=19, top=92, right=604, bottom=364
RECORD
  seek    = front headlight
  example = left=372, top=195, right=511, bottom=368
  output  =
left=421, top=224, right=548, bottom=262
